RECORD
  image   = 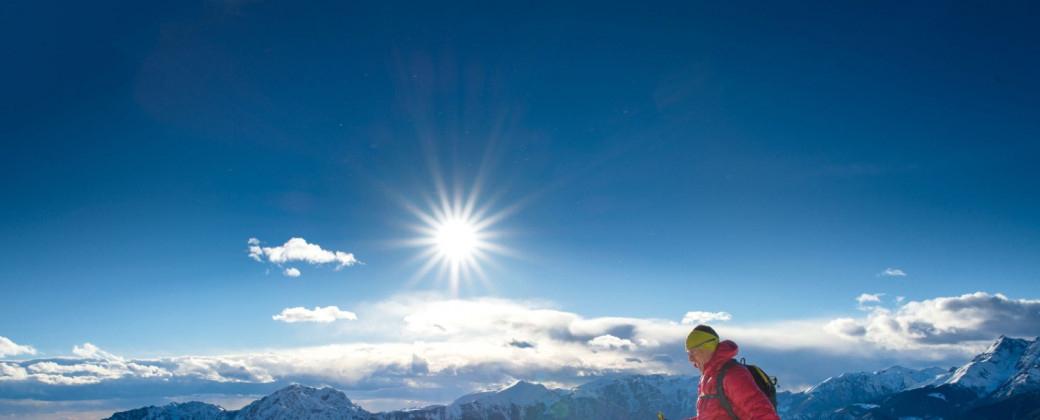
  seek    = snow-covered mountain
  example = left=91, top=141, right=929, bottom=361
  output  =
left=106, top=336, right=1040, bottom=420
left=235, top=384, right=371, bottom=420
left=862, top=336, right=1040, bottom=420
left=106, top=401, right=229, bottom=420
left=104, top=376, right=696, bottom=420
left=443, top=380, right=562, bottom=419
left=930, top=335, right=1040, bottom=399
left=779, top=365, right=949, bottom=417
left=371, top=380, right=565, bottom=420
left=105, top=385, right=370, bottom=420
left=372, top=374, right=698, bottom=420
left=567, top=374, right=698, bottom=419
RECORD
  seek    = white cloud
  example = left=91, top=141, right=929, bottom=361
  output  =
left=680, top=311, right=732, bottom=325
left=248, top=238, right=360, bottom=275
left=856, top=293, right=885, bottom=311
left=15, top=344, right=174, bottom=385
left=0, top=362, right=30, bottom=381
left=283, top=267, right=301, bottom=277
left=588, top=335, right=636, bottom=351
left=0, top=336, right=36, bottom=357
left=857, top=294, right=883, bottom=304
left=881, top=268, right=907, bottom=277
left=73, top=343, right=122, bottom=361
left=171, top=356, right=274, bottom=383
left=247, top=238, right=262, bottom=261
left=825, top=292, right=1040, bottom=350
left=823, top=318, right=868, bottom=339
left=273, top=306, right=358, bottom=323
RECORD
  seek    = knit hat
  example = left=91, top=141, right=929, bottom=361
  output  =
left=685, top=325, right=719, bottom=351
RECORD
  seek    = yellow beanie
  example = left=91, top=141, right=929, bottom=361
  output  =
left=685, top=325, right=719, bottom=351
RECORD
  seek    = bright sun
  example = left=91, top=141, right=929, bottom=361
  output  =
left=435, top=219, right=478, bottom=261
left=403, top=179, right=514, bottom=295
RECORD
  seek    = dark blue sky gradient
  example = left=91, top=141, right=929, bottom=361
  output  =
left=2, top=0, right=1039, bottom=355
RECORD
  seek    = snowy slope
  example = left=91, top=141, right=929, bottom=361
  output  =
left=570, top=374, right=698, bottom=417
left=378, top=375, right=698, bottom=420
left=780, top=365, right=947, bottom=416
left=830, top=336, right=1040, bottom=420
left=233, top=384, right=371, bottom=420
left=994, top=337, right=1040, bottom=398
left=105, top=401, right=229, bottom=420
left=451, top=380, right=561, bottom=408
left=930, top=336, right=1040, bottom=398
left=441, top=380, right=561, bottom=419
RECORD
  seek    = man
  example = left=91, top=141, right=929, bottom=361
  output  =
left=682, top=325, right=779, bottom=420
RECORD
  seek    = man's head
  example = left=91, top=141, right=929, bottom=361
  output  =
left=685, top=325, right=719, bottom=371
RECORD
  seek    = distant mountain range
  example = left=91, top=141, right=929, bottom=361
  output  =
left=106, top=336, right=1040, bottom=420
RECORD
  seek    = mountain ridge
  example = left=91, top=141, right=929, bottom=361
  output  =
left=105, top=336, right=1040, bottom=420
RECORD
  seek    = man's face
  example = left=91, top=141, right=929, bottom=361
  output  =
left=688, top=347, right=714, bottom=371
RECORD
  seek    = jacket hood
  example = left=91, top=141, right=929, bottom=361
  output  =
left=703, top=339, right=739, bottom=374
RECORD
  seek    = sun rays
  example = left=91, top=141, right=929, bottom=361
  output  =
left=402, top=175, right=516, bottom=296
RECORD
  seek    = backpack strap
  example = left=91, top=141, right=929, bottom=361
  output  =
left=715, top=359, right=740, bottom=420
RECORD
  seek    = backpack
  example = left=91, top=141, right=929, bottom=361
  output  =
left=714, top=358, right=778, bottom=420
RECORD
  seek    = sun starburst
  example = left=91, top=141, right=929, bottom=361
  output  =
left=402, top=179, right=514, bottom=295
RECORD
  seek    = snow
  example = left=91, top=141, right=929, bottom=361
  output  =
left=441, top=380, right=561, bottom=419
left=447, top=390, right=497, bottom=406
left=930, top=336, right=1040, bottom=397
left=234, top=384, right=370, bottom=420
left=802, top=364, right=946, bottom=403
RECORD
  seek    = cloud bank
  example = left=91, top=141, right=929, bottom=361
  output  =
left=248, top=238, right=360, bottom=276
left=1, top=292, right=1033, bottom=415
left=824, top=292, right=1040, bottom=349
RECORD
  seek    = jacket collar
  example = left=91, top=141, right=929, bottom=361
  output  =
left=702, top=340, right=738, bottom=375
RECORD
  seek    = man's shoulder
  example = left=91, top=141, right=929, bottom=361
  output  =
left=719, top=359, right=756, bottom=383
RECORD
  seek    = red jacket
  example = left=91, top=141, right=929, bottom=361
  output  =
left=683, top=340, right=780, bottom=420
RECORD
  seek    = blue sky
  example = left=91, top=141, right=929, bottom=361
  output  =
left=2, top=1, right=1039, bottom=418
